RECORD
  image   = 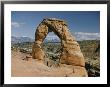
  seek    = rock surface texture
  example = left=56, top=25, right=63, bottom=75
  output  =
left=32, top=18, right=87, bottom=76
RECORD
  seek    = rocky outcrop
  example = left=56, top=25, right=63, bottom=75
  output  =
left=32, top=18, right=87, bottom=76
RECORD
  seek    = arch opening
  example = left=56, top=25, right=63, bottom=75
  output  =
left=42, top=32, right=62, bottom=67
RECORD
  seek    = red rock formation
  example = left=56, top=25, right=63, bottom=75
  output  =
left=32, top=18, right=87, bottom=76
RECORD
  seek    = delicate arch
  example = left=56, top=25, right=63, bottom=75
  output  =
left=32, top=18, right=85, bottom=67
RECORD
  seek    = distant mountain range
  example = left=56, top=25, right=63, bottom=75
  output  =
left=11, top=32, right=100, bottom=43
left=11, top=36, right=60, bottom=44
left=44, top=38, right=60, bottom=43
left=11, top=36, right=34, bottom=43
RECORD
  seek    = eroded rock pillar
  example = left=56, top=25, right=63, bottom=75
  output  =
left=60, top=25, right=85, bottom=67
left=32, top=23, right=48, bottom=60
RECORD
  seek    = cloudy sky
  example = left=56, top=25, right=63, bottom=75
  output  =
left=11, top=11, right=100, bottom=41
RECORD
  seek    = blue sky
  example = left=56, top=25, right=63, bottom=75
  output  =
left=11, top=11, right=100, bottom=40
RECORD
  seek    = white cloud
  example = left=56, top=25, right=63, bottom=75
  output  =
left=74, top=32, right=100, bottom=41
left=11, top=22, right=20, bottom=28
left=11, top=22, right=25, bottom=28
left=45, top=32, right=60, bottom=41
left=74, top=32, right=99, bottom=36
left=46, top=32, right=59, bottom=38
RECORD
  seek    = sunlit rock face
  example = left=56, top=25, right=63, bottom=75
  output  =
left=32, top=18, right=87, bottom=76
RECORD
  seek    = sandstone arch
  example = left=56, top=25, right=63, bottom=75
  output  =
left=32, top=18, right=85, bottom=67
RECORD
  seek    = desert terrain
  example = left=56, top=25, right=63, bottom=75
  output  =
left=11, top=40, right=100, bottom=77
left=11, top=51, right=87, bottom=77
